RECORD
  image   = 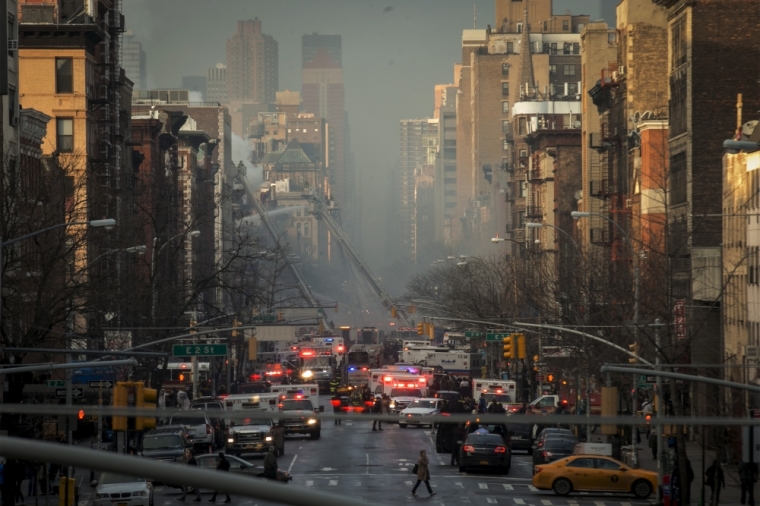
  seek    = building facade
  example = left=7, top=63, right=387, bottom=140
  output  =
left=122, top=30, right=146, bottom=90
left=226, top=18, right=277, bottom=104
left=207, top=64, right=227, bottom=103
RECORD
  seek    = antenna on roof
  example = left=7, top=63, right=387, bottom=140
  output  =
left=473, top=2, right=477, bottom=28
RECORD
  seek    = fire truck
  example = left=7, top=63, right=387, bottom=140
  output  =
left=291, top=345, right=335, bottom=388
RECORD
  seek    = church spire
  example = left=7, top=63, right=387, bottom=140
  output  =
left=517, top=0, right=535, bottom=99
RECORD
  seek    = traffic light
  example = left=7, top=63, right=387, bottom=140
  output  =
left=427, top=322, right=435, bottom=340
left=547, top=374, right=555, bottom=383
left=319, top=320, right=325, bottom=334
left=503, top=334, right=514, bottom=359
left=135, top=382, right=157, bottom=431
left=391, top=307, right=397, bottom=318
left=178, top=373, right=185, bottom=382
left=516, top=333, right=526, bottom=359
left=248, top=337, right=258, bottom=361
left=112, top=382, right=128, bottom=431
left=231, top=319, right=241, bottom=338
left=629, top=342, right=639, bottom=364
left=417, top=323, right=424, bottom=335
left=78, top=409, right=85, bottom=421
left=277, top=310, right=284, bottom=321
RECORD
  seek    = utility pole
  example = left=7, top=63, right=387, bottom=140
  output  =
left=655, top=319, right=663, bottom=496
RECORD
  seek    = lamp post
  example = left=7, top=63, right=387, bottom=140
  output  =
left=150, top=230, right=200, bottom=322
left=525, top=222, right=580, bottom=251
left=572, top=210, right=640, bottom=467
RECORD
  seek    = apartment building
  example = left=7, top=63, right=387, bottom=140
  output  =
left=455, top=0, right=588, bottom=249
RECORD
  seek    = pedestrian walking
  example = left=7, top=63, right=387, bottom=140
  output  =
left=177, top=455, right=202, bottom=502
left=411, top=450, right=436, bottom=497
left=450, top=425, right=465, bottom=466
left=332, top=394, right=342, bottom=425
left=705, top=459, right=725, bottom=506
left=371, top=396, right=383, bottom=431
left=26, top=462, right=38, bottom=498
left=740, top=462, right=757, bottom=505
left=208, top=453, right=231, bottom=503
left=648, top=431, right=658, bottom=459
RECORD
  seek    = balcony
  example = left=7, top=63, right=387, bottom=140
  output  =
left=528, top=168, right=542, bottom=181
left=526, top=206, right=543, bottom=218
left=590, top=228, right=610, bottom=244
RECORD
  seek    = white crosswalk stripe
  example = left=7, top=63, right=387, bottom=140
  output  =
left=486, top=498, right=496, bottom=504
left=328, top=480, right=338, bottom=486
left=455, top=482, right=463, bottom=488
left=594, top=502, right=606, bottom=506
left=405, top=481, right=413, bottom=485
left=513, top=499, right=526, bottom=505
left=305, top=481, right=313, bottom=487
left=502, top=484, right=514, bottom=490
left=541, top=500, right=553, bottom=506
left=479, top=483, right=489, bottom=489
left=527, top=485, right=539, bottom=492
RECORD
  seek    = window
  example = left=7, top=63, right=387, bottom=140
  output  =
left=502, top=63, right=509, bottom=76
left=444, top=165, right=456, bottom=172
left=506, top=42, right=514, bottom=53
left=573, top=43, right=580, bottom=54
left=550, top=43, right=557, bottom=54
left=503, top=139, right=510, bottom=151
left=563, top=64, right=576, bottom=76
left=518, top=118, right=527, bottom=136
left=669, top=152, right=687, bottom=205
left=296, top=208, right=301, bottom=217
left=519, top=181, right=527, bottom=198
left=567, top=458, right=594, bottom=468
left=568, top=83, right=577, bottom=95
left=562, top=20, right=569, bottom=31
left=56, top=58, right=73, bottom=94
left=445, top=190, right=457, bottom=196
left=444, top=178, right=456, bottom=184
left=502, top=82, right=509, bottom=96
left=296, top=222, right=302, bottom=234
left=517, top=211, right=526, bottom=228
left=502, top=120, right=510, bottom=133
left=563, top=43, right=571, bottom=55
left=516, top=23, right=522, bottom=34
left=8, top=14, right=15, bottom=57
left=595, top=459, right=622, bottom=471
left=671, top=16, right=687, bottom=69
left=519, top=148, right=528, bottom=158
left=502, top=101, right=510, bottom=113
left=543, top=21, right=547, bottom=32
left=56, top=118, right=73, bottom=152
left=549, top=64, right=557, bottom=75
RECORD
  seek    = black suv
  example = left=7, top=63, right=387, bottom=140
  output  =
left=140, top=428, right=192, bottom=463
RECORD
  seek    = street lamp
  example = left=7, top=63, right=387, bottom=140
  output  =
left=525, top=222, right=580, bottom=251
left=572, top=210, right=641, bottom=467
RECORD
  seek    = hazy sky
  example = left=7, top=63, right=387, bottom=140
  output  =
left=123, top=0, right=614, bottom=271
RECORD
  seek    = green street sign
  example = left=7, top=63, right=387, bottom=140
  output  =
left=47, top=380, right=66, bottom=387
left=464, top=331, right=484, bottom=338
left=172, top=344, right=228, bottom=357
left=486, top=333, right=510, bottom=342
left=253, top=314, right=276, bottom=322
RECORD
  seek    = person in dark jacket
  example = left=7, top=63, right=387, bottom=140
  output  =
left=740, top=462, right=757, bottom=505
left=371, top=396, right=383, bottom=431
left=208, top=453, right=231, bottom=503
left=705, top=459, right=725, bottom=506
left=450, top=425, right=465, bottom=466
left=411, top=450, right=436, bottom=497
left=177, top=456, right=201, bottom=501
left=332, top=394, right=342, bottom=425
left=263, top=446, right=278, bottom=480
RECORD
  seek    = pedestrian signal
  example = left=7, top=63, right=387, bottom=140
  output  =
left=78, top=409, right=85, bottom=420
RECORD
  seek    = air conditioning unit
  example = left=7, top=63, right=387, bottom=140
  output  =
left=612, top=71, right=619, bottom=81
left=625, top=198, right=633, bottom=208
left=746, top=345, right=759, bottom=361
left=7, top=40, right=18, bottom=51
left=617, top=66, right=626, bottom=76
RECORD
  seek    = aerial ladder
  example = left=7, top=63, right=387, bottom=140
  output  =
left=236, top=167, right=322, bottom=312
left=304, top=194, right=412, bottom=327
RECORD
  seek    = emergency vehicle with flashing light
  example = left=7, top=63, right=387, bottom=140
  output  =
left=387, top=378, right=425, bottom=415
left=370, top=371, right=426, bottom=397
left=472, top=379, right=517, bottom=405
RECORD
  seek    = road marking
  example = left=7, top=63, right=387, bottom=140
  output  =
left=329, top=480, right=338, bottom=486
left=486, top=498, right=496, bottom=504
left=514, top=499, right=526, bottom=505
left=288, top=454, right=298, bottom=473
left=620, top=503, right=632, bottom=506
left=460, top=498, right=470, bottom=503
left=594, top=502, right=606, bottom=506
left=503, top=484, right=514, bottom=490
left=400, top=468, right=409, bottom=471
left=479, top=483, right=489, bottom=489
left=299, top=446, right=302, bottom=449
left=399, top=459, right=408, bottom=461
left=305, top=481, right=313, bottom=487
left=455, top=482, right=463, bottom=488
left=354, top=481, right=361, bottom=486
left=528, top=485, right=538, bottom=492
left=366, top=453, right=370, bottom=475
left=405, top=481, right=413, bottom=485
left=541, top=500, right=553, bottom=505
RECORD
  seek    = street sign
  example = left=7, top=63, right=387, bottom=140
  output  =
left=56, top=388, right=82, bottom=398
left=486, top=333, right=510, bottom=342
left=46, top=380, right=66, bottom=387
left=252, top=314, right=276, bottom=322
left=88, top=380, right=113, bottom=389
left=533, top=362, right=547, bottom=367
left=172, top=343, right=228, bottom=357
left=536, top=374, right=545, bottom=382
left=465, top=331, right=484, bottom=338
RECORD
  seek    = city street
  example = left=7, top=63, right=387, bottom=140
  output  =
left=58, top=400, right=653, bottom=506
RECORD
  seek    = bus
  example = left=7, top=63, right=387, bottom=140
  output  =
left=358, top=327, right=378, bottom=345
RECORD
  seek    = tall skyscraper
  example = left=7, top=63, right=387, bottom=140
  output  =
left=207, top=64, right=227, bottom=103
left=225, top=18, right=278, bottom=103
left=122, top=31, right=146, bottom=90
left=301, top=34, right=350, bottom=217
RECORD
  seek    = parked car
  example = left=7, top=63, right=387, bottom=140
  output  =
left=532, top=438, right=577, bottom=467
left=457, top=432, right=511, bottom=474
left=167, top=413, right=215, bottom=453
left=532, top=428, right=575, bottom=453
left=93, top=473, right=153, bottom=506
left=532, top=455, right=656, bottom=498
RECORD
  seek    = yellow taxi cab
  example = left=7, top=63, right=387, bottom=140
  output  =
left=532, top=454, right=658, bottom=499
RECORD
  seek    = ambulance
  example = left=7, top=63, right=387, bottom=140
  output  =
left=223, top=392, right=279, bottom=426
left=369, top=371, right=427, bottom=396
left=269, top=383, right=320, bottom=409
left=472, top=379, right=517, bottom=404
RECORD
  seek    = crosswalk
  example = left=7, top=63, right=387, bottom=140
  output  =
left=295, top=478, right=641, bottom=505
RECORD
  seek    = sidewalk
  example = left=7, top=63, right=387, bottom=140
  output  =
left=636, top=437, right=747, bottom=505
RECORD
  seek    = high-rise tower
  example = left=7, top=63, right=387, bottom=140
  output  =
left=226, top=18, right=277, bottom=103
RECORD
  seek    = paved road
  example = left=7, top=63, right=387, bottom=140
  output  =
left=60, top=406, right=653, bottom=506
